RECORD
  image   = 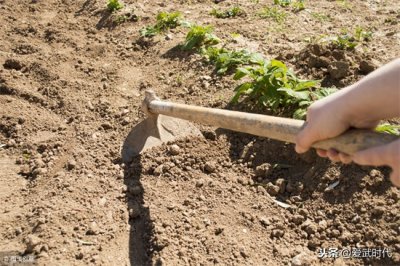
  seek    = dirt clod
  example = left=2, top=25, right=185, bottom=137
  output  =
left=359, top=59, right=378, bottom=74
left=328, top=61, right=350, bottom=79
left=3, top=59, right=24, bottom=70
left=265, top=182, right=280, bottom=196
left=24, top=234, right=42, bottom=253
left=254, top=163, right=271, bottom=177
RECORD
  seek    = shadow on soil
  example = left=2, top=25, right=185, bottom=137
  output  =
left=122, top=154, right=154, bottom=266
left=121, top=127, right=155, bottom=266
left=218, top=130, right=397, bottom=265
left=220, top=128, right=392, bottom=203
left=75, top=0, right=119, bottom=30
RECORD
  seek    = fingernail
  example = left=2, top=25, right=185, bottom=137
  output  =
left=295, top=145, right=305, bottom=154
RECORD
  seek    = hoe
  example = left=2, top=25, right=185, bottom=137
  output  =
left=122, top=90, right=398, bottom=162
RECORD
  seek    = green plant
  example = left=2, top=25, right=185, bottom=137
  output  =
left=291, top=0, right=305, bottom=11
left=354, top=26, right=372, bottom=42
left=181, top=24, right=220, bottom=50
left=375, top=123, right=400, bottom=136
left=258, top=6, right=287, bottom=23
left=291, top=87, right=338, bottom=118
left=114, top=12, right=138, bottom=24
left=210, top=6, right=242, bottom=18
left=274, top=0, right=305, bottom=11
left=331, top=27, right=372, bottom=50
left=232, top=59, right=336, bottom=118
left=140, top=11, right=183, bottom=37
left=274, top=0, right=292, bottom=7
left=202, top=47, right=264, bottom=74
left=333, top=32, right=358, bottom=49
left=115, top=15, right=128, bottom=24
left=107, top=0, right=123, bottom=12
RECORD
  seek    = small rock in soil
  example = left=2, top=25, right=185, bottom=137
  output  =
left=169, top=144, right=180, bottom=155
left=101, top=122, right=113, bottom=130
left=153, top=165, right=164, bottom=175
left=86, top=221, right=99, bottom=235
left=215, top=227, right=224, bottom=235
left=305, top=222, right=318, bottom=235
left=66, top=159, right=76, bottom=170
left=121, top=117, right=130, bottom=126
left=275, top=178, right=286, bottom=193
left=371, top=206, right=385, bottom=217
left=271, top=229, right=284, bottom=238
left=291, top=252, right=314, bottom=266
left=266, top=182, right=280, bottom=196
left=257, top=185, right=267, bottom=195
left=15, top=227, right=22, bottom=235
left=75, top=252, right=84, bottom=260
left=259, top=217, right=270, bottom=227
left=195, top=179, right=204, bottom=188
left=318, top=220, right=328, bottom=230
left=307, top=239, right=320, bottom=249
left=292, top=214, right=305, bottom=225
left=204, top=161, right=216, bottom=173
left=129, top=204, right=141, bottom=219
left=254, top=163, right=271, bottom=177
left=165, top=34, right=173, bottom=40
left=32, top=167, right=47, bottom=177
left=389, top=187, right=399, bottom=200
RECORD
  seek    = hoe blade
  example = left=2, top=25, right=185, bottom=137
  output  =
left=122, top=114, right=202, bottom=163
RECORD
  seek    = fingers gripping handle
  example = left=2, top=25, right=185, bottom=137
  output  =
left=311, top=129, right=398, bottom=155
left=142, top=90, right=399, bottom=155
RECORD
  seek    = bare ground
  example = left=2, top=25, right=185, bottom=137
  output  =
left=0, top=0, right=399, bottom=265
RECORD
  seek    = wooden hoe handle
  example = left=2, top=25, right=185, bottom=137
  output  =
left=143, top=91, right=398, bottom=155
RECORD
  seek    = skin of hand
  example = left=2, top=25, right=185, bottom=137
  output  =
left=295, top=58, right=400, bottom=187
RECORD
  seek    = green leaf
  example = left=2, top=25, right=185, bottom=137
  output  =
left=278, top=88, right=310, bottom=100
left=298, top=100, right=311, bottom=107
left=231, top=82, right=253, bottom=103
left=375, top=123, right=400, bottom=136
left=294, top=80, right=320, bottom=91
left=293, top=108, right=307, bottom=119
left=270, top=59, right=287, bottom=71
left=249, top=53, right=266, bottom=65
left=233, top=67, right=251, bottom=80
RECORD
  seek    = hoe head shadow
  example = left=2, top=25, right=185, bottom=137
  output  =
left=122, top=114, right=202, bottom=163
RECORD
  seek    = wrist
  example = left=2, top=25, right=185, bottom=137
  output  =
left=338, top=85, right=379, bottom=127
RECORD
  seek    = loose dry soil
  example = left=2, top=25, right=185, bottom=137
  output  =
left=0, top=0, right=399, bottom=265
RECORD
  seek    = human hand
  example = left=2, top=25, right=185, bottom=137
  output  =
left=353, top=139, right=400, bottom=187
left=295, top=91, right=380, bottom=156
left=295, top=95, right=399, bottom=187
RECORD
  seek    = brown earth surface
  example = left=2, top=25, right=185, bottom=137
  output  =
left=0, top=0, right=399, bottom=265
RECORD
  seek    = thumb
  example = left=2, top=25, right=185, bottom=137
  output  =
left=295, top=124, right=321, bottom=154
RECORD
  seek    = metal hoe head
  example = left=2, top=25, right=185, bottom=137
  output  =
left=121, top=94, right=202, bottom=163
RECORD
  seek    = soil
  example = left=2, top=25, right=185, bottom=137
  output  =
left=0, top=0, right=399, bottom=266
